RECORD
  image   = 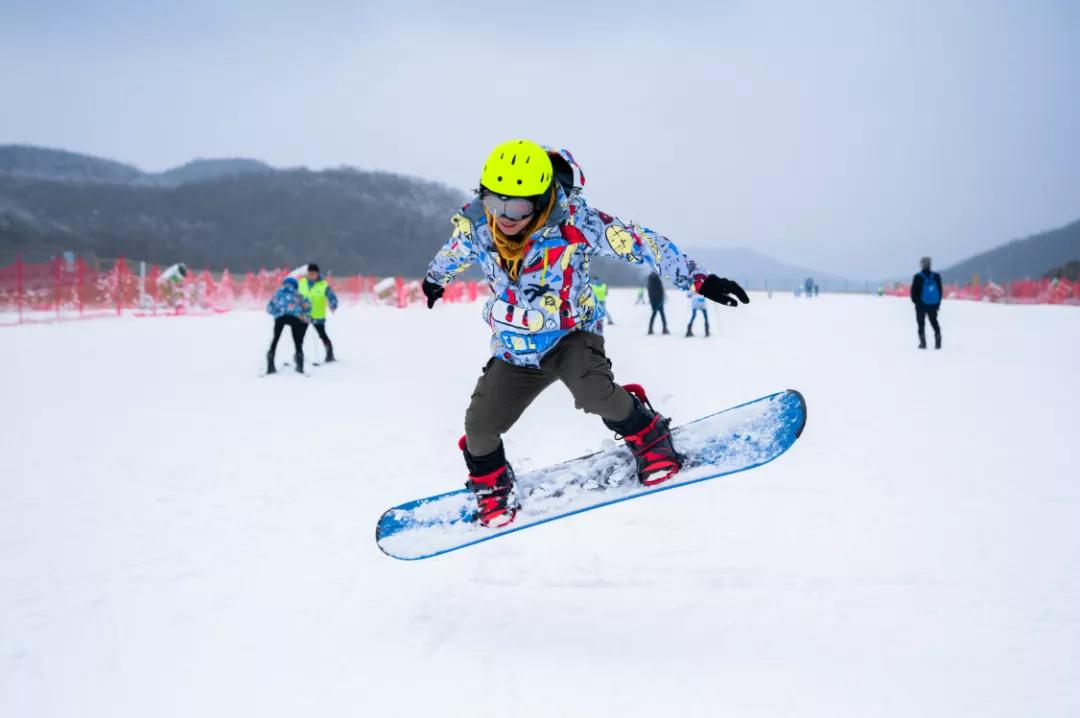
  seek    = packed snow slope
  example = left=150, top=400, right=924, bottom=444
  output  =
left=1, top=291, right=1077, bottom=717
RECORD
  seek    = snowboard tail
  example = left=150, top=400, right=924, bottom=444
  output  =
left=376, top=389, right=806, bottom=560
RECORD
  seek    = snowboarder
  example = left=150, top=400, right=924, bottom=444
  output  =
left=685, top=288, right=710, bottom=337
left=297, top=263, right=339, bottom=363
left=421, top=139, right=749, bottom=528
left=591, top=279, right=613, bottom=325
left=910, top=256, right=943, bottom=349
left=646, top=272, right=669, bottom=335
left=266, top=276, right=311, bottom=374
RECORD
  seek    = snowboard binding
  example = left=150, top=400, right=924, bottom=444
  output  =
left=459, top=437, right=519, bottom=528
left=609, top=384, right=682, bottom=486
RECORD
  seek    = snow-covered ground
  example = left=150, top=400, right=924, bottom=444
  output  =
left=1, top=290, right=1078, bottom=717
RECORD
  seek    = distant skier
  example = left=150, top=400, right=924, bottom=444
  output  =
left=635, top=286, right=646, bottom=305
left=685, top=289, right=710, bottom=337
left=591, top=279, right=613, bottom=325
left=421, top=139, right=749, bottom=527
left=804, top=277, right=815, bottom=298
left=157, top=262, right=189, bottom=312
left=910, top=256, right=943, bottom=349
left=647, top=272, right=669, bottom=335
left=266, top=276, right=311, bottom=374
left=298, top=263, right=339, bottom=363
left=158, top=262, right=188, bottom=285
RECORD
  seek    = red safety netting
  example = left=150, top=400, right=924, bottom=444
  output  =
left=884, top=278, right=1079, bottom=305
left=0, top=256, right=489, bottom=326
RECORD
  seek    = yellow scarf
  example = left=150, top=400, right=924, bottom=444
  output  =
left=486, top=189, right=555, bottom=281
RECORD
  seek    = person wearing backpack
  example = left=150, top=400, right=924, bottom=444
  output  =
left=910, top=256, right=943, bottom=349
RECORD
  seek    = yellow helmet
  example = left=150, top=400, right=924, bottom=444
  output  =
left=480, top=139, right=553, bottom=197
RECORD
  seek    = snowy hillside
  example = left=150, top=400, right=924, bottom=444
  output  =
left=1, top=292, right=1078, bottom=717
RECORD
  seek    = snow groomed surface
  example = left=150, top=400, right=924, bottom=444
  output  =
left=4, top=290, right=1079, bottom=717
left=377, top=389, right=806, bottom=560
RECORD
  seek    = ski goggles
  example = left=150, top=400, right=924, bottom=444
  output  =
left=480, top=190, right=545, bottom=221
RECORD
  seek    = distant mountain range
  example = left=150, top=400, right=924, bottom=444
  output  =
left=0, top=145, right=466, bottom=275
left=940, top=218, right=1080, bottom=283
left=0, top=145, right=274, bottom=186
left=591, top=246, right=851, bottom=290
left=0, top=145, right=851, bottom=285
left=685, top=247, right=851, bottom=289
left=2, top=145, right=1076, bottom=285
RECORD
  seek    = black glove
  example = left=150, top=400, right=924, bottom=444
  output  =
left=696, top=274, right=750, bottom=307
left=422, top=279, right=445, bottom=309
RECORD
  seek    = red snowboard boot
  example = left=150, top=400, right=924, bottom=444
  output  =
left=606, top=384, right=681, bottom=486
left=459, top=437, right=518, bottom=528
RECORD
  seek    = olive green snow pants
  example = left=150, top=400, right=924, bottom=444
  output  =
left=464, top=331, right=635, bottom=456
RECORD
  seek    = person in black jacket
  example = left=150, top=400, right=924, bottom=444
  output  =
left=910, top=256, right=943, bottom=349
left=646, top=272, right=669, bottom=335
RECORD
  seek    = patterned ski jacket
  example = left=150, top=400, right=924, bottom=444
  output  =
left=426, top=166, right=707, bottom=367
left=266, top=278, right=311, bottom=319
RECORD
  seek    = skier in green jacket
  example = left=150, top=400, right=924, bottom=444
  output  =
left=297, top=263, right=339, bottom=363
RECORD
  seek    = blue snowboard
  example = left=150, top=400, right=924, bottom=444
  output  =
left=377, top=389, right=807, bottom=560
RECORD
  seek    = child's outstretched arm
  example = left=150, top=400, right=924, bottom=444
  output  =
left=570, top=198, right=703, bottom=290
left=572, top=198, right=749, bottom=307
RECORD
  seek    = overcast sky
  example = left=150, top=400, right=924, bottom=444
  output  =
left=2, top=0, right=1078, bottom=277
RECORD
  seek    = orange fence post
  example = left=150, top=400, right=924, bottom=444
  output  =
left=76, top=257, right=85, bottom=317
left=15, top=255, right=24, bottom=324
left=115, top=257, right=127, bottom=316
left=149, top=265, right=160, bottom=315
left=53, top=256, right=62, bottom=319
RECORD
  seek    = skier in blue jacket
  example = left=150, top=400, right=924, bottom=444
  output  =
left=266, top=276, right=311, bottom=373
left=422, top=139, right=750, bottom=527
left=910, top=256, right=943, bottom=349
left=685, top=289, right=709, bottom=337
